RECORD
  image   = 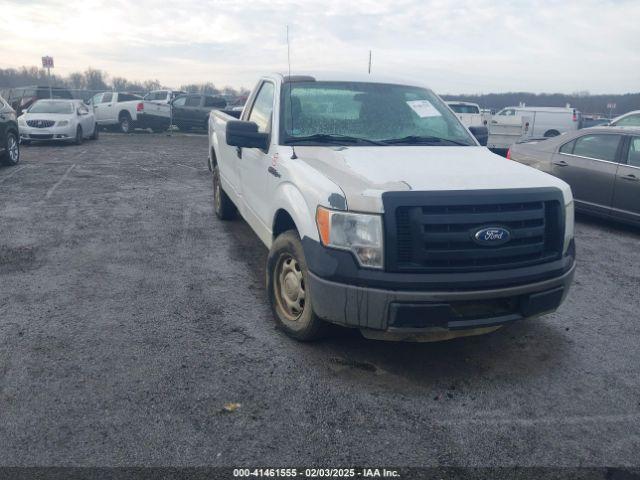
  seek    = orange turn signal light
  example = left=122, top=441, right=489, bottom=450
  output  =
left=316, top=207, right=331, bottom=245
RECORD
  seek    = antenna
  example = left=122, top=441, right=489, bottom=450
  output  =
left=368, top=50, right=372, bottom=74
left=287, top=25, right=297, bottom=159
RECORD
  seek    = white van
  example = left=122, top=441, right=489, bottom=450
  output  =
left=492, top=106, right=582, bottom=138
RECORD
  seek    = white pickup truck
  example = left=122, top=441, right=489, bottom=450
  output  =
left=446, top=101, right=491, bottom=127
left=90, top=92, right=171, bottom=133
left=208, top=73, right=576, bottom=342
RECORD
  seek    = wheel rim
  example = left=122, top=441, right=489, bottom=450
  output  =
left=274, top=254, right=305, bottom=321
left=8, top=135, right=19, bottom=162
left=121, top=119, right=129, bottom=133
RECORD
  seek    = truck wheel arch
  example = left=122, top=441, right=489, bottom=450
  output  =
left=270, top=184, right=319, bottom=245
left=273, top=209, right=298, bottom=238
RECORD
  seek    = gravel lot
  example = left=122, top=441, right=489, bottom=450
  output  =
left=0, top=132, right=639, bottom=468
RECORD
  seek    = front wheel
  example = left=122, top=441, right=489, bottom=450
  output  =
left=267, top=230, right=329, bottom=341
left=74, top=126, right=84, bottom=145
left=2, top=131, right=20, bottom=166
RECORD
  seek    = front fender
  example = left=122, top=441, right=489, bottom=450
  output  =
left=270, top=182, right=320, bottom=247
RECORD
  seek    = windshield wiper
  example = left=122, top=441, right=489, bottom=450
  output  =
left=379, top=135, right=473, bottom=146
left=284, top=133, right=387, bottom=146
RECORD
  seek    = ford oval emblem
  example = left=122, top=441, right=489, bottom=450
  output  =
left=472, top=226, right=511, bottom=246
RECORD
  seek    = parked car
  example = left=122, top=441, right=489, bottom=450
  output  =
left=172, top=94, right=227, bottom=131
left=5, top=86, right=73, bottom=115
left=492, top=106, right=582, bottom=138
left=89, top=92, right=171, bottom=133
left=0, top=93, right=20, bottom=166
left=18, top=99, right=98, bottom=145
left=608, top=110, right=640, bottom=127
left=508, top=127, right=640, bottom=226
left=582, top=115, right=611, bottom=128
left=208, top=72, right=575, bottom=343
left=143, top=90, right=187, bottom=104
left=446, top=101, right=491, bottom=126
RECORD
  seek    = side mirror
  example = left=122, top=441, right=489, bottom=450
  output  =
left=226, top=120, right=269, bottom=150
left=469, top=126, right=488, bottom=146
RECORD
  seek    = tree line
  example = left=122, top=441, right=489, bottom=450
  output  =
left=0, top=66, right=250, bottom=98
left=1, top=65, right=638, bottom=116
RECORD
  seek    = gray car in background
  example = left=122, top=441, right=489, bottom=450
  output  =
left=508, top=126, right=640, bottom=226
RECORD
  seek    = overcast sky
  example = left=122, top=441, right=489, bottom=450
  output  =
left=0, top=0, right=638, bottom=93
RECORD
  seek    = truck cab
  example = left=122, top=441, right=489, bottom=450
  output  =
left=208, top=73, right=575, bottom=342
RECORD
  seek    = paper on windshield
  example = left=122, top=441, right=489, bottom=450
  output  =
left=406, top=100, right=441, bottom=118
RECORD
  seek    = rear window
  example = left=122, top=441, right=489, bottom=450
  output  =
left=118, top=93, right=142, bottom=102
left=449, top=104, right=480, bottom=114
left=204, top=96, right=226, bottom=108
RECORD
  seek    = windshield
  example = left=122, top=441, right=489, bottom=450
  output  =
left=449, top=104, right=480, bottom=114
left=28, top=101, right=74, bottom=114
left=281, top=81, right=475, bottom=146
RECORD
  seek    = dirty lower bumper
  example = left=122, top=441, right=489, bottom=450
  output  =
left=308, top=261, right=575, bottom=332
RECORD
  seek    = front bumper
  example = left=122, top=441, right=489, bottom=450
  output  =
left=20, top=125, right=74, bottom=141
left=309, top=261, right=575, bottom=333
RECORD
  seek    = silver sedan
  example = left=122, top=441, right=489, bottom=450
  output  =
left=18, top=99, right=98, bottom=145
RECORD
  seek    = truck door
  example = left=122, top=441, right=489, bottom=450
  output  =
left=95, top=92, right=115, bottom=123
left=611, top=136, right=640, bottom=224
left=239, top=81, right=276, bottom=232
left=183, top=95, right=202, bottom=128
left=552, top=133, right=622, bottom=215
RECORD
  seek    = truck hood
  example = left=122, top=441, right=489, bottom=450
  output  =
left=291, top=145, right=572, bottom=212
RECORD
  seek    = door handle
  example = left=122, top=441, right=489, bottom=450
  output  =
left=553, top=160, right=569, bottom=167
left=621, top=173, right=639, bottom=182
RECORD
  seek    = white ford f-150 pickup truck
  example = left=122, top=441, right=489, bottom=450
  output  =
left=208, top=73, right=575, bottom=342
left=90, top=91, right=171, bottom=133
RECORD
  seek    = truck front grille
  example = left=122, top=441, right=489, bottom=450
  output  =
left=383, top=189, right=565, bottom=273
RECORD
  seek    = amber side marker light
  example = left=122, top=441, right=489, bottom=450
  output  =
left=316, top=207, right=331, bottom=245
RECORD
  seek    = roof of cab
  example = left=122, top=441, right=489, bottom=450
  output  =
left=265, top=71, right=431, bottom=89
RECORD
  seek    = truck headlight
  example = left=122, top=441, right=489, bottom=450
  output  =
left=564, top=201, right=574, bottom=254
left=316, top=206, right=384, bottom=269
left=57, top=120, right=69, bottom=127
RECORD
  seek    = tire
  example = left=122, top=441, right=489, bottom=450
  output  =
left=74, top=126, right=83, bottom=145
left=119, top=113, right=132, bottom=134
left=544, top=129, right=560, bottom=137
left=90, top=124, right=99, bottom=140
left=1, top=131, right=20, bottom=166
left=266, top=230, right=329, bottom=341
left=212, top=165, right=236, bottom=220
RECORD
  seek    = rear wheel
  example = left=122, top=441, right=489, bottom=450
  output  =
left=119, top=113, right=132, bottom=133
left=2, top=131, right=20, bottom=166
left=544, top=129, right=560, bottom=137
left=212, top=165, right=236, bottom=220
left=267, top=231, right=329, bottom=341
